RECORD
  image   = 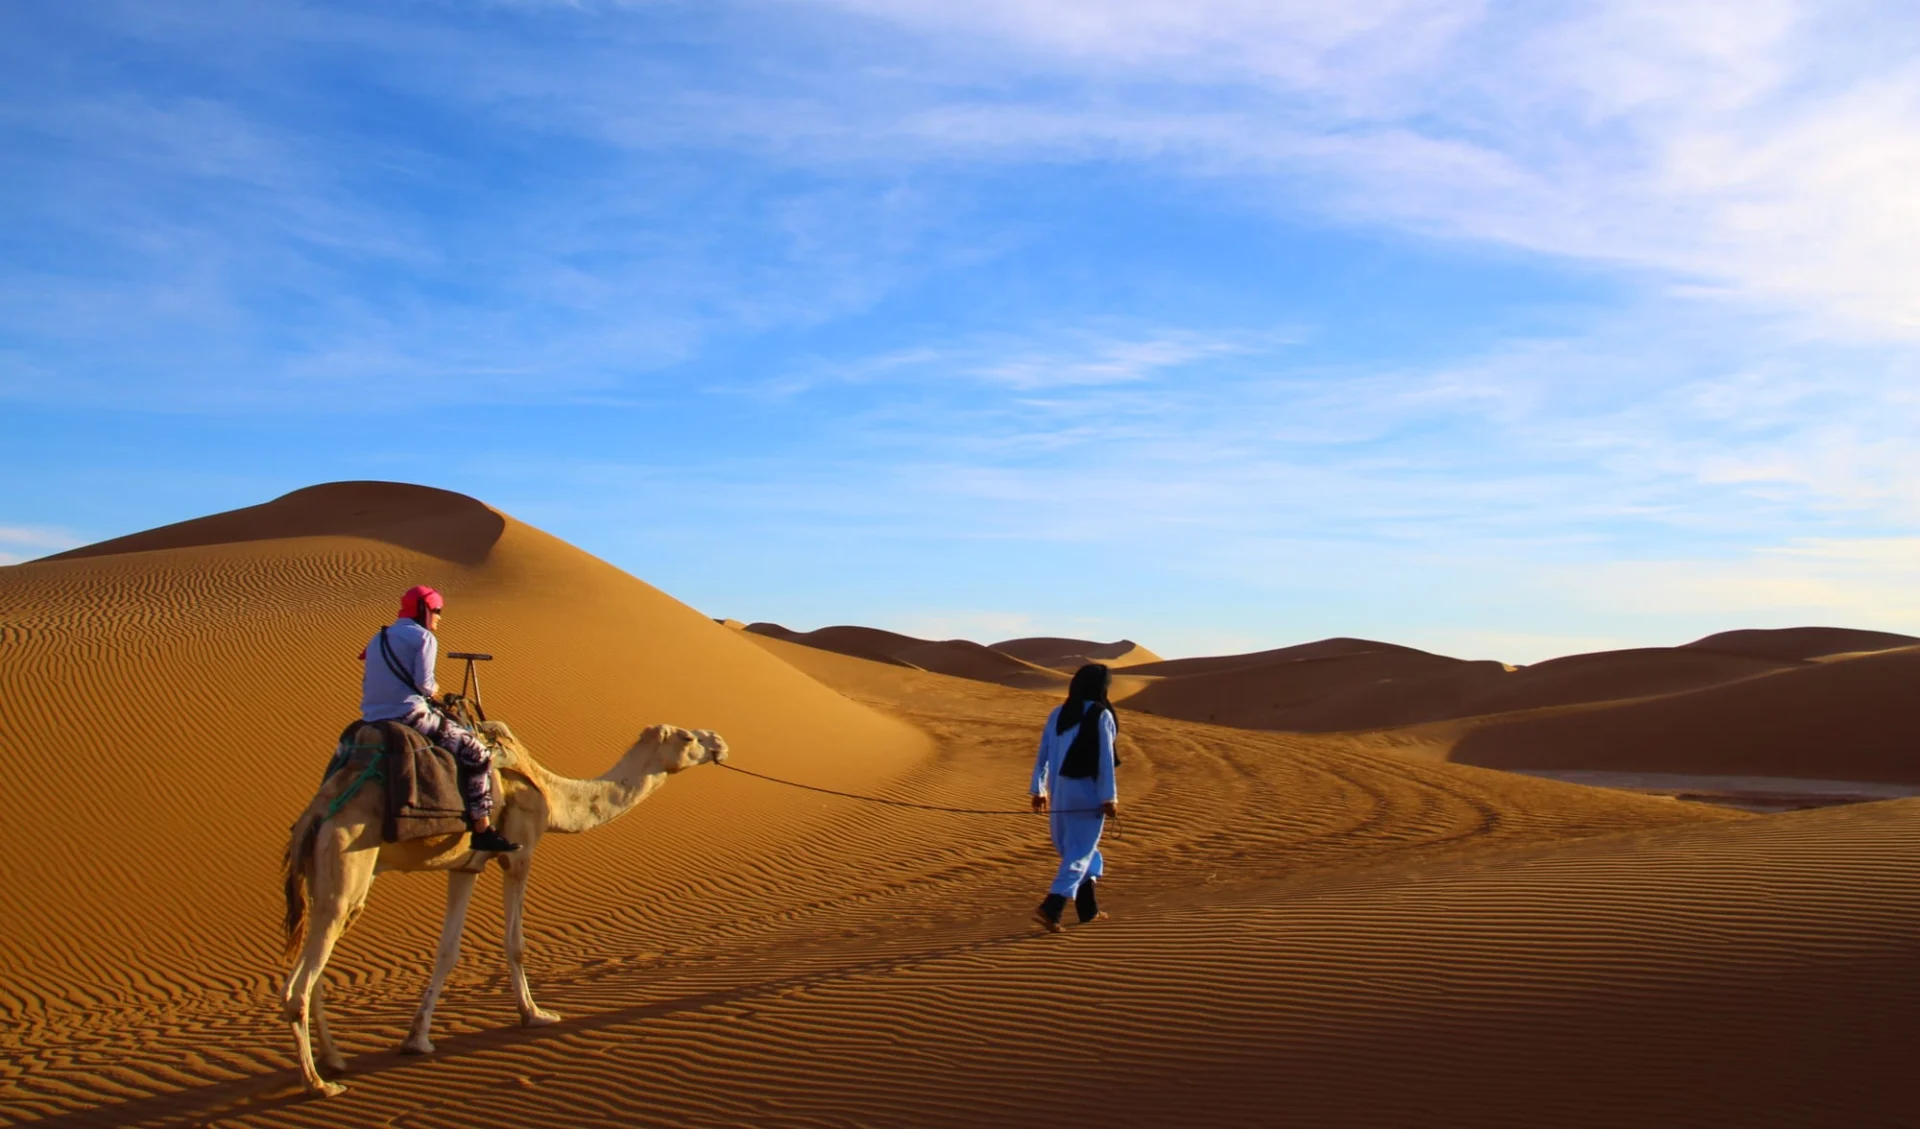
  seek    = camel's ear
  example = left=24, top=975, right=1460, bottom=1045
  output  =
left=639, top=723, right=670, bottom=744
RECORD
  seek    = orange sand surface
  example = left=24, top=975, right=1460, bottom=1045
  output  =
left=3, top=484, right=1917, bottom=1127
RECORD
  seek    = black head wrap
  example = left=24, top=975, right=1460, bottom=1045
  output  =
left=1056, top=663, right=1118, bottom=779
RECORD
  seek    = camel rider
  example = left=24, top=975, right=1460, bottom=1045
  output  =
left=361, top=585, right=521, bottom=853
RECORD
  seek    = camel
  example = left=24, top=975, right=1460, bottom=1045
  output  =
left=279, top=720, right=729, bottom=1097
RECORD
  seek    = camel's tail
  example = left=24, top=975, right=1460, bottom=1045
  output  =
left=282, top=810, right=321, bottom=962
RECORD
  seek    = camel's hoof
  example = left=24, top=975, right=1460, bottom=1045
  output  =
left=321, top=1055, right=349, bottom=1074
left=399, top=1037, right=435, bottom=1056
left=309, top=1080, right=348, bottom=1098
left=522, top=1009, right=562, bottom=1027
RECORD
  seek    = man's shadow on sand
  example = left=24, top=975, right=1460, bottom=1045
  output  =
left=25, top=927, right=1056, bottom=1128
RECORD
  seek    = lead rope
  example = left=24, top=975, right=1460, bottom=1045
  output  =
left=713, top=761, right=1121, bottom=837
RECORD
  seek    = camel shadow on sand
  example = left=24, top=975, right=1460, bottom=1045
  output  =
left=25, top=925, right=1064, bottom=1128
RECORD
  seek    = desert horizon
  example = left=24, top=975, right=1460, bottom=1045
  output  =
left=5, top=481, right=1919, bottom=1127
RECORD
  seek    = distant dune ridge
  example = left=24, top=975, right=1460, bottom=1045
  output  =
left=755, top=620, right=1920, bottom=783
left=1121, top=638, right=1509, bottom=730
left=1451, top=645, right=1920, bottom=783
left=735, top=623, right=1159, bottom=690
left=742, top=622, right=1070, bottom=690
left=1681, top=626, right=1920, bottom=662
left=989, top=636, right=1163, bottom=671
left=6, top=481, right=1920, bottom=1126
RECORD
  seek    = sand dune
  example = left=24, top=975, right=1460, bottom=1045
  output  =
left=5, top=484, right=1917, bottom=1127
left=756, top=627, right=1910, bottom=759
left=989, top=636, right=1162, bottom=671
left=1120, top=639, right=1510, bottom=730
left=44, top=480, right=509, bottom=566
left=743, top=622, right=1066, bottom=690
left=1448, top=645, right=1792, bottom=716
left=1449, top=645, right=1920, bottom=783
left=0, top=482, right=922, bottom=1039
left=1114, top=638, right=1845, bottom=741
left=1109, top=630, right=1918, bottom=785
left=1124, top=635, right=1428, bottom=678
left=1682, top=625, right=1920, bottom=662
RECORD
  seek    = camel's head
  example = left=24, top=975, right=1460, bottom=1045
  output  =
left=695, top=728, right=729, bottom=766
left=644, top=724, right=730, bottom=773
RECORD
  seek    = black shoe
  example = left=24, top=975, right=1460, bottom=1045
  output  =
left=470, top=828, right=521, bottom=853
left=1074, top=878, right=1101, bottom=923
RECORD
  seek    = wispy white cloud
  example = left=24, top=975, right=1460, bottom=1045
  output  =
left=0, top=524, right=83, bottom=565
left=758, top=329, right=1271, bottom=399
left=970, top=334, right=1252, bottom=391
left=883, top=609, right=1043, bottom=641
left=1575, top=537, right=1920, bottom=629
left=777, top=0, right=1920, bottom=339
left=810, top=0, right=1484, bottom=88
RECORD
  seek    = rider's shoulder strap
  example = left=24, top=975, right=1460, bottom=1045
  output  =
left=377, top=626, right=429, bottom=700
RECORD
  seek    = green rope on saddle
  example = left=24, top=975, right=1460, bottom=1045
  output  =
left=325, top=744, right=389, bottom=819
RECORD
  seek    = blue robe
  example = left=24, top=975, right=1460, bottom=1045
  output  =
left=1031, top=705, right=1119, bottom=898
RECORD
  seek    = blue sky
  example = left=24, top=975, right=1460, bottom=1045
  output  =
left=4, top=0, right=1919, bottom=661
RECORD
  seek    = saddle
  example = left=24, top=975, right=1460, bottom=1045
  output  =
left=330, top=719, right=488, bottom=843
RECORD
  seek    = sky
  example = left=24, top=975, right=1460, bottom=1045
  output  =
left=3, top=0, right=1919, bottom=662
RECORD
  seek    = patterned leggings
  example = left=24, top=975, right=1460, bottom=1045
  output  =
left=401, top=704, right=494, bottom=822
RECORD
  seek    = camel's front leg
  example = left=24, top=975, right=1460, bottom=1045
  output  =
left=503, top=858, right=560, bottom=1026
left=401, top=869, right=479, bottom=1055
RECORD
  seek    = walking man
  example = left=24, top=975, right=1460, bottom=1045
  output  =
left=1029, top=663, right=1121, bottom=932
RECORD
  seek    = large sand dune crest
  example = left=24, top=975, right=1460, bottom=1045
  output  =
left=43, top=482, right=510, bottom=566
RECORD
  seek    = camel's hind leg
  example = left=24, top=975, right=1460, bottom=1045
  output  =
left=503, top=856, right=560, bottom=1026
left=401, top=869, right=479, bottom=1055
left=310, top=981, right=347, bottom=1074
left=282, top=832, right=377, bottom=1097
left=312, top=896, right=373, bottom=1075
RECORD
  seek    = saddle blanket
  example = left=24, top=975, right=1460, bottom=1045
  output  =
left=329, top=719, right=475, bottom=843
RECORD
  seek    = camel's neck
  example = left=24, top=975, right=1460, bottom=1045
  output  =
left=538, top=744, right=675, bottom=834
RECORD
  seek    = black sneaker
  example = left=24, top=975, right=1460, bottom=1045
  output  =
left=470, top=828, right=522, bottom=853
